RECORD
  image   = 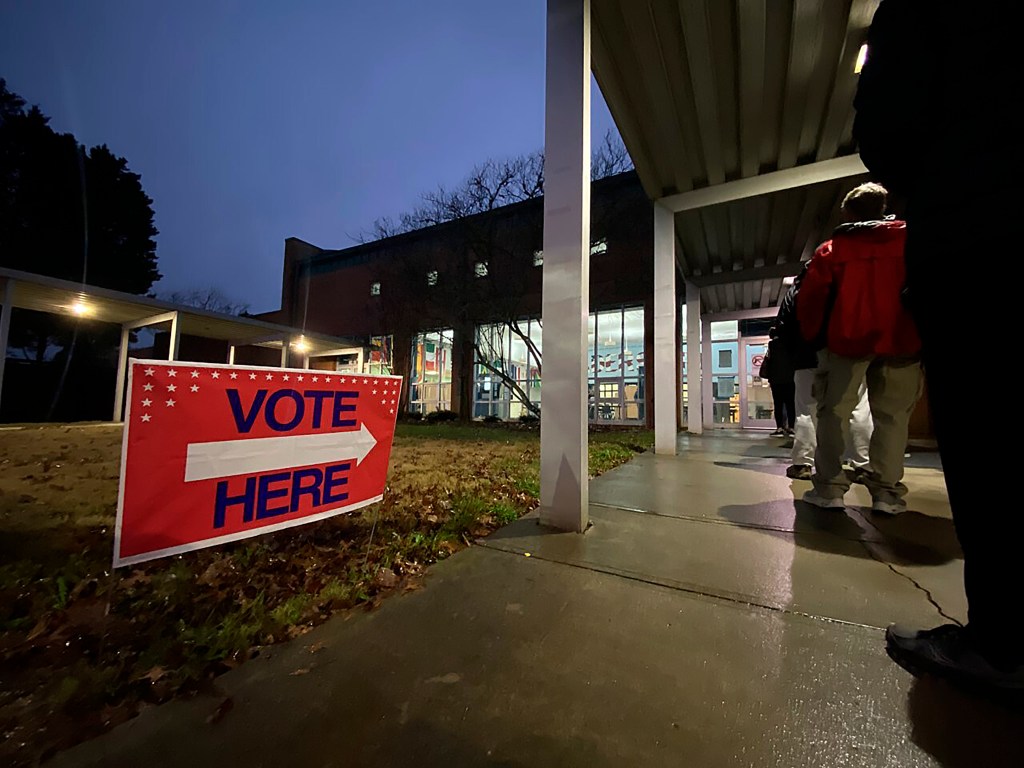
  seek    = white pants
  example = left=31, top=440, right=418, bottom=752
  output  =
left=792, top=368, right=872, bottom=468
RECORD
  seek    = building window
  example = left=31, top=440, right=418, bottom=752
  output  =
left=370, top=281, right=381, bottom=296
left=409, top=329, right=454, bottom=414
left=718, top=349, right=733, bottom=368
left=367, top=335, right=393, bottom=375
left=474, top=320, right=543, bottom=421
left=588, top=306, right=645, bottom=423
left=471, top=307, right=645, bottom=425
left=474, top=261, right=489, bottom=278
left=532, top=250, right=544, bottom=267
left=590, top=238, right=608, bottom=256
left=427, top=270, right=438, bottom=286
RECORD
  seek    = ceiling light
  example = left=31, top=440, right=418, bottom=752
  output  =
left=854, top=43, right=868, bottom=74
left=69, top=300, right=92, bottom=317
left=291, top=338, right=310, bottom=353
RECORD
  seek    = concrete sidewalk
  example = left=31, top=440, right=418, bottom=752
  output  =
left=52, top=434, right=1024, bottom=767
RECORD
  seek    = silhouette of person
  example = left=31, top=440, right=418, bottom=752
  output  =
left=854, top=0, right=1022, bottom=692
left=760, top=327, right=796, bottom=436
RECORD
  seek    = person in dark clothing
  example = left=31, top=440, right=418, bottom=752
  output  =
left=854, top=0, right=1022, bottom=692
left=760, top=328, right=795, bottom=436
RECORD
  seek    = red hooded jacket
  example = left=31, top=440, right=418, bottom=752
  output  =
left=797, top=220, right=921, bottom=358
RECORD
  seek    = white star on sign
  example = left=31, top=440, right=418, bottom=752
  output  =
left=167, top=384, right=177, bottom=392
left=297, top=375, right=304, bottom=381
left=141, top=413, right=151, bottom=422
left=143, top=383, right=154, bottom=391
left=283, top=374, right=290, bottom=381
left=249, top=373, right=257, bottom=380
left=381, top=398, right=386, bottom=404
left=312, top=376, right=319, bottom=382
left=265, top=373, right=273, bottom=381
left=211, top=371, right=221, bottom=379
left=229, top=372, right=238, bottom=379
left=190, top=385, right=199, bottom=393
left=390, top=399, right=396, bottom=405
left=339, top=377, right=346, bottom=383
left=389, top=409, right=394, bottom=414
left=167, top=369, right=178, bottom=378
left=165, top=398, right=176, bottom=407
left=141, top=398, right=152, bottom=407
left=190, top=370, right=200, bottom=378
left=144, top=367, right=155, bottom=376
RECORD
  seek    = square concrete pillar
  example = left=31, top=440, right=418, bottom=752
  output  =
left=539, top=0, right=591, bottom=532
left=653, top=203, right=677, bottom=455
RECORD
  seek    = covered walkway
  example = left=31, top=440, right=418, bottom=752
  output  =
left=50, top=435, right=1021, bottom=768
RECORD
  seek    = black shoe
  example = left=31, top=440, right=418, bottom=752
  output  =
left=785, top=428, right=795, bottom=437
left=786, top=464, right=812, bottom=480
left=886, top=624, right=1024, bottom=694
left=770, top=428, right=786, bottom=437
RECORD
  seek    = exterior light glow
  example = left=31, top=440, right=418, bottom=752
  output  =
left=854, top=43, right=868, bottom=74
left=292, top=338, right=310, bottom=353
left=70, top=300, right=92, bottom=317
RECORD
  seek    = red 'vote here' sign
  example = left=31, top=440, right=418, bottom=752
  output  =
left=113, top=360, right=402, bottom=567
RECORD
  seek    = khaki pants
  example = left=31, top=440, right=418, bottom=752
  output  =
left=812, top=351, right=923, bottom=504
left=792, top=368, right=872, bottom=469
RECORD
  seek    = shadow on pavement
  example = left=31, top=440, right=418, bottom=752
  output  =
left=907, top=676, right=1024, bottom=768
left=716, top=500, right=961, bottom=567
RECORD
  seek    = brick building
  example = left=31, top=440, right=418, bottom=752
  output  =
left=261, top=171, right=660, bottom=426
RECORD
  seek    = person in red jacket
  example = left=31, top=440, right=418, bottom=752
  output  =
left=796, top=182, right=921, bottom=515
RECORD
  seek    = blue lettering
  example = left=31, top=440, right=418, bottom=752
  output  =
left=256, top=472, right=291, bottom=519
left=265, top=389, right=304, bottom=432
left=323, top=462, right=351, bottom=504
left=332, top=391, right=358, bottom=428
left=214, top=476, right=257, bottom=528
left=290, top=467, right=324, bottom=511
left=226, top=390, right=267, bottom=434
left=304, top=390, right=333, bottom=428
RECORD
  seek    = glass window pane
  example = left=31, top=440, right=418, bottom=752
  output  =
left=596, top=309, right=622, bottom=378
left=710, top=320, right=738, bottom=341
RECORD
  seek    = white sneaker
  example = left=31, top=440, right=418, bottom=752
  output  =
left=802, top=490, right=846, bottom=509
left=872, top=499, right=906, bottom=516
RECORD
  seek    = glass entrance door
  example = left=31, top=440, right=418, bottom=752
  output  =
left=741, top=337, right=776, bottom=430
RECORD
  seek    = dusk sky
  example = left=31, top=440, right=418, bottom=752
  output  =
left=1, top=1, right=619, bottom=312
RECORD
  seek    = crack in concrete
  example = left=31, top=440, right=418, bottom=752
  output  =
left=856, top=539, right=961, bottom=626
left=478, top=540, right=883, bottom=632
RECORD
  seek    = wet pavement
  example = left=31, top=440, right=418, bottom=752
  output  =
left=50, top=433, right=1024, bottom=767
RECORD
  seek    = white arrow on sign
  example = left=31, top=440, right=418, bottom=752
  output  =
left=183, top=423, right=378, bottom=482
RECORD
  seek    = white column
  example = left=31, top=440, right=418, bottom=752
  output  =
left=113, top=326, right=130, bottom=421
left=167, top=312, right=180, bottom=361
left=701, top=317, right=713, bottom=429
left=280, top=343, right=289, bottom=368
left=653, top=203, right=677, bottom=454
left=227, top=345, right=236, bottom=364
left=302, top=354, right=311, bottom=370
left=539, top=0, right=590, bottom=532
left=685, top=283, right=702, bottom=435
left=0, top=279, right=13, bottom=414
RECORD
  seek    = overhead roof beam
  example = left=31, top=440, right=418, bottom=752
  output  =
left=690, top=261, right=803, bottom=288
left=658, top=154, right=866, bottom=214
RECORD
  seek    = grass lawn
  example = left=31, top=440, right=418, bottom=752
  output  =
left=0, top=421, right=651, bottom=766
